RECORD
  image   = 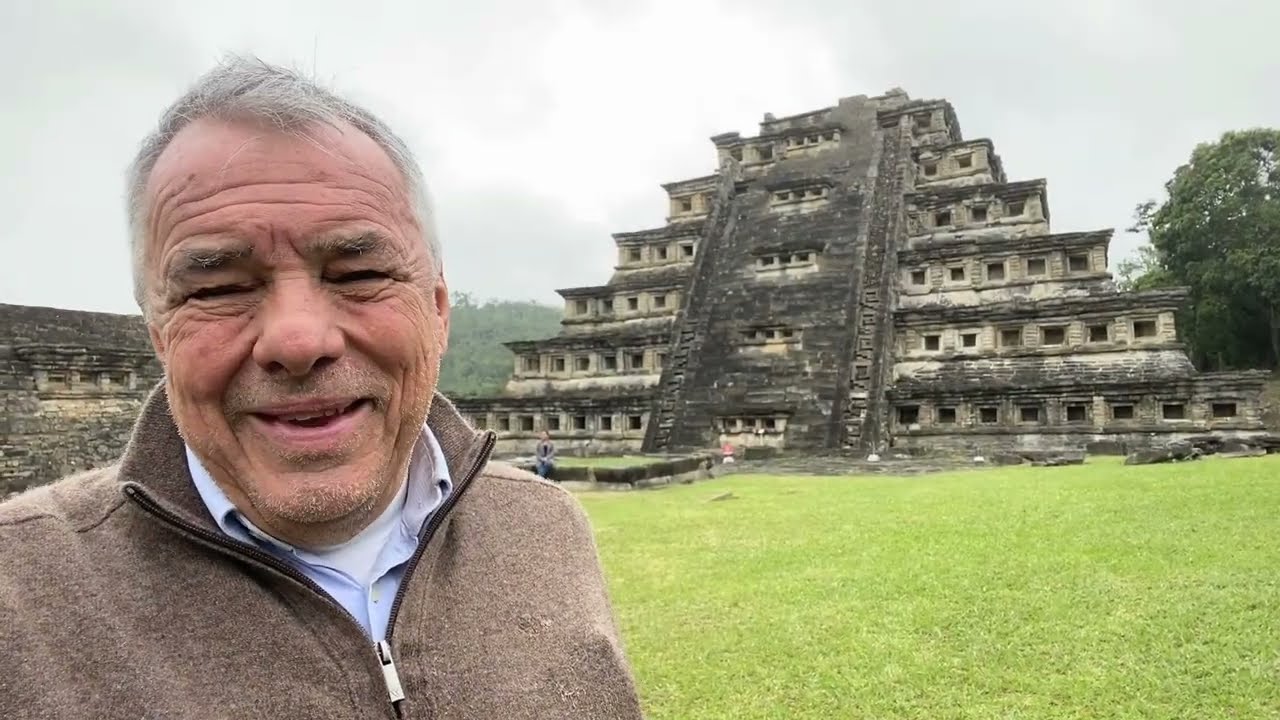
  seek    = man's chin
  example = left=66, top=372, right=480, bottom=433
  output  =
left=242, top=465, right=389, bottom=528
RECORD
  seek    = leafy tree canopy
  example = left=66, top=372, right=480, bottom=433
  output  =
left=437, top=292, right=562, bottom=398
left=1124, top=128, right=1280, bottom=370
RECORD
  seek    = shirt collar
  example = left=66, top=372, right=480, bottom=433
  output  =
left=187, top=423, right=453, bottom=551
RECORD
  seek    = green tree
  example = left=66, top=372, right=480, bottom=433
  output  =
left=1114, top=238, right=1174, bottom=292
left=437, top=293, right=562, bottom=397
left=1125, top=128, right=1280, bottom=370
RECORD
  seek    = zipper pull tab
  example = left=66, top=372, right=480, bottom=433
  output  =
left=376, top=640, right=406, bottom=705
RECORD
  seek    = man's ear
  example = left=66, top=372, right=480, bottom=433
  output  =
left=434, top=274, right=451, bottom=355
left=147, top=315, right=172, bottom=368
left=147, top=321, right=168, bottom=368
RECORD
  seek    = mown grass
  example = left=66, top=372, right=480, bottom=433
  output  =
left=578, top=456, right=1280, bottom=719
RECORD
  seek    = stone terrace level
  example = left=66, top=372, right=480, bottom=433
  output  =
left=451, top=181, right=711, bottom=454
left=1, top=303, right=163, bottom=492
left=457, top=88, right=1269, bottom=456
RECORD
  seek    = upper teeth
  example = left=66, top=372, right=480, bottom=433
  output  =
left=282, top=408, right=344, bottom=422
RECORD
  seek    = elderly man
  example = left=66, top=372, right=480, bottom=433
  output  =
left=0, top=57, right=643, bottom=719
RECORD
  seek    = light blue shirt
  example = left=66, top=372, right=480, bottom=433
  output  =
left=187, top=425, right=452, bottom=642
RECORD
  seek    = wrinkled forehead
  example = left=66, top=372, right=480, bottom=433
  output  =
left=142, top=117, right=422, bottom=269
left=146, top=116, right=409, bottom=203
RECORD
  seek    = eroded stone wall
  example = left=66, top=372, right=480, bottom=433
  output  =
left=660, top=94, right=889, bottom=450
left=1, top=304, right=161, bottom=493
left=408, top=88, right=1273, bottom=456
left=454, top=392, right=652, bottom=456
left=883, top=106, right=1270, bottom=452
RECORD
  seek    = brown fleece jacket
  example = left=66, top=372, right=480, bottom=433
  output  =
left=0, top=386, right=643, bottom=719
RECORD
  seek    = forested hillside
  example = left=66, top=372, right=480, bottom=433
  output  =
left=438, top=293, right=562, bottom=397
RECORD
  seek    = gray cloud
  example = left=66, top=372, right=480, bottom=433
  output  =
left=755, top=0, right=1280, bottom=261
left=2, top=0, right=1277, bottom=314
left=0, top=1, right=207, bottom=313
left=432, top=183, right=615, bottom=306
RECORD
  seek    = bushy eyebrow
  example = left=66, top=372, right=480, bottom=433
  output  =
left=164, top=232, right=397, bottom=286
left=311, top=231, right=395, bottom=261
left=165, top=243, right=253, bottom=285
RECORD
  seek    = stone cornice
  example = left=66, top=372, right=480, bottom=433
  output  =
left=11, top=344, right=158, bottom=370
left=913, top=137, right=994, bottom=158
left=556, top=270, right=689, bottom=298
left=660, top=174, right=719, bottom=194
left=891, top=371, right=1271, bottom=401
left=612, top=223, right=704, bottom=245
left=906, top=179, right=1046, bottom=208
left=762, top=175, right=837, bottom=193
left=895, top=288, right=1190, bottom=325
left=878, top=98, right=962, bottom=141
left=504, top=334, right=671, bottom=354
left=453, top=389, right=656, bottom=409
left=899, top=229, right=1114, bottom=263
left=749, top=240, right=828, bottom=257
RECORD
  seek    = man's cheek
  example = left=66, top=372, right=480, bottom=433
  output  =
left=164, top=343, right=241, bottom=417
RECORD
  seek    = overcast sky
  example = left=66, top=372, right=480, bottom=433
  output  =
left=2, top=0, right=1277, bottom=315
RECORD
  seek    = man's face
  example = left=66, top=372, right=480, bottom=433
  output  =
left=143, top=117, right=449, bottom=547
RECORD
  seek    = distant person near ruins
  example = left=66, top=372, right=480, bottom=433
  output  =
left=0, top=56, right=641, bottom=720
left=535, top=431, right=557, bottom=478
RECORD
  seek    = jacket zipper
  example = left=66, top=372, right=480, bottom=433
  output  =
left=385, top=433, right=494, bottom=639
left=376, top=640, right=406, bottom=704
left=123, top=431, right=496, bottom=718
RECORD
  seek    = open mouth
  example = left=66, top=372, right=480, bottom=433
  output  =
left=256, top=399, right=372, bottom=428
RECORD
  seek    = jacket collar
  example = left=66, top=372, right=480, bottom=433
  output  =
left=117, top=381, right=494, bottom=533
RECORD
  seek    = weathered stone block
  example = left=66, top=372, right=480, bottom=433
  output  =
left=1030, top=454, right=1085, bottom=467
left=742, top=446, right=779, bottom=461
left=1124, top=442, right=1198, bottom=466
left=1124, top=449, right=1172, bottom=466
left=1220, top=448, right=1268, bottom=459
left=593, top=466, right=649, bottom=485
left=1251, top=434, right=1280, bottom=451
left=645, top=460, right=677, bottom=479
left=1085, top=440, right=1127, bottom=456
left=988, top=452, right=1026, bottom=466
left=1217, top=439, right=1254, bottom=455
left=549, top=466, right=593, bottom=483
left=669, top=455, right=710, bottom=475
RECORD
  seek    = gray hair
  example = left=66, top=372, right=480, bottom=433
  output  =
left=126, top=54, right=441, bottom=317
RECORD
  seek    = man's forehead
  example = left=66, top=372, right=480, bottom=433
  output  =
left=143, top=117, right=420, bottom=269
left=147, top=116, right=401, bottom=193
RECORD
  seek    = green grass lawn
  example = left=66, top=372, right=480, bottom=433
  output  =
left=578, top=456, right=1280, bottom=719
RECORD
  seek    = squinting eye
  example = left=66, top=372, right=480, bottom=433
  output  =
left=331, top=270, right=389, bottom=283
left=188, top=285, right=254, bottom=301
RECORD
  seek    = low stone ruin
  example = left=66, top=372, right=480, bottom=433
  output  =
left=1123, top=434, right=1280, bottom=465
left=978, top=450, right=1087, bottom=467
left=517, top=452, right=720, bottom=491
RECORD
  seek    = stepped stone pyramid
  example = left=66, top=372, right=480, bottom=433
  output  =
left=456, top=88, right=1270, bottom=456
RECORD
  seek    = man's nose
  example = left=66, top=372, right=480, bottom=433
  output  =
left=252, top=278, right=345, bottom=377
